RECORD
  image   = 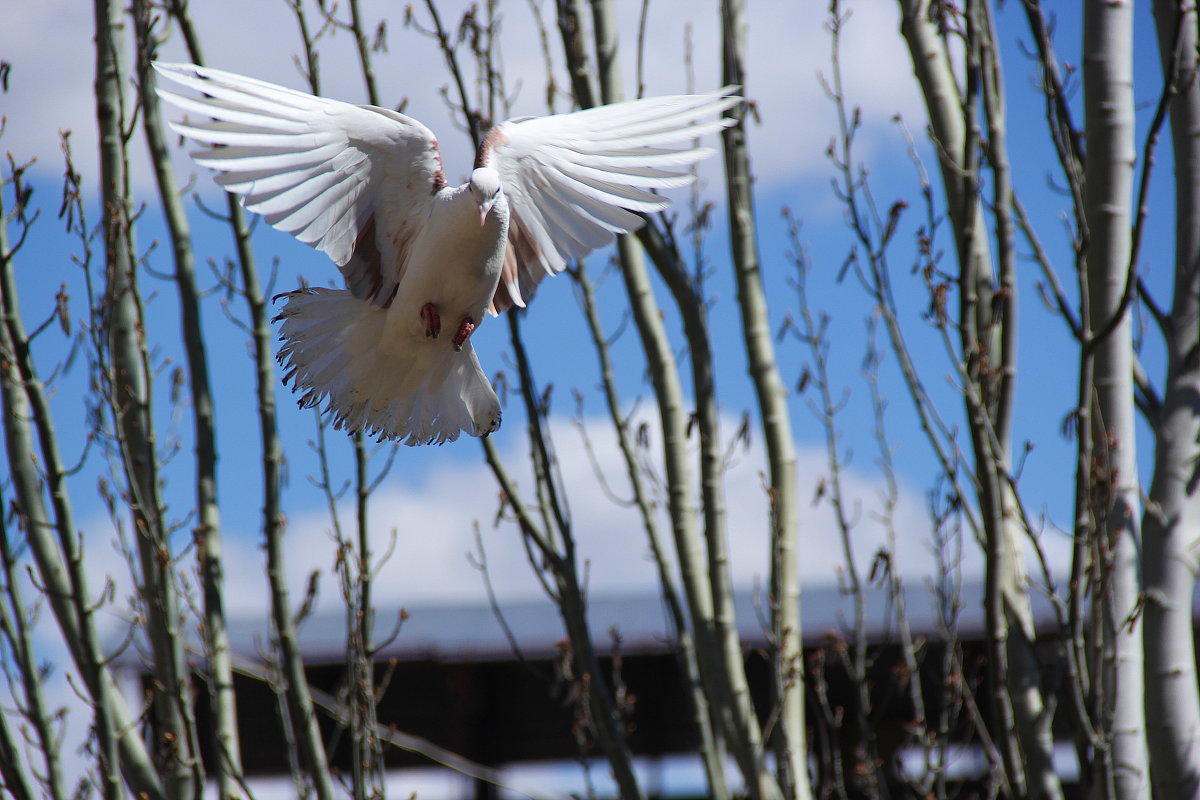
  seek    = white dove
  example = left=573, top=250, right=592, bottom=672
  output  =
left=154, top=62, right=737, bottom=445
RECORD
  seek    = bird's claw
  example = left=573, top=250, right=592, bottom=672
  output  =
left=420, top=303, right=441, bottom=339
left=452, top=318, right=476, bottom=351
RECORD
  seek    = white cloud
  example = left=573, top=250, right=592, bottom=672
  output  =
left=4, top=0, right=924, bottom=196
left=20, top=412, right=958, bottom=645
left=210, top=411, right=957, bottom=621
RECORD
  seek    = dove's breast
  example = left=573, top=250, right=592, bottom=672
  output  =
left=381, top=185, right=510, bottom=349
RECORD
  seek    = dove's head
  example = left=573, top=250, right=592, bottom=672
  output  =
left=469, top=167, right=502, bottom=226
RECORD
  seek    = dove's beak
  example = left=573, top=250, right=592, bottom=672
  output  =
left=477, top=199, right=495, bottom=226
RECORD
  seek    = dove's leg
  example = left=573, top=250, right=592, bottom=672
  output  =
left=452, top=318, right=476, bottom=351
left=420, top=303, right=441, bottom=339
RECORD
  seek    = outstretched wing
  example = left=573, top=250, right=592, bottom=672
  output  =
left=154, top=62, right=447, bottom=307
left=477, top=88, right=739, bottom=314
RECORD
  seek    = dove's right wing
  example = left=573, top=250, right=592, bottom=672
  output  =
left=154, top=62, right=447, bottom=307
left=478, top=88, right=740, bottom=314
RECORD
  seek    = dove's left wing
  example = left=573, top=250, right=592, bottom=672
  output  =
left=154, top=62, right=447, bottom=307
left=478, top=88, right=740, bottom=314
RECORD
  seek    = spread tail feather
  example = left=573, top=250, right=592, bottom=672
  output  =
left=275, top=288, right=501, bottom=445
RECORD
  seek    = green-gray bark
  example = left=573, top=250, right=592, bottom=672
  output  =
left=1082, top=0, right=1148, bottom=796
left=1143, top=1, right=1200, bottom=797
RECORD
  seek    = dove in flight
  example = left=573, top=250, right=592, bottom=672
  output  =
left=154, top=62, right=738, bottom=445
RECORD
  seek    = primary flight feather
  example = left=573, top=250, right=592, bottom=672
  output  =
left=154, top=62, right=738, bottom=444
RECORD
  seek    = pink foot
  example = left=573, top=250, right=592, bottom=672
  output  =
left=420, top=303, right=440, bottom=339
left=452, top=317, right=476, bottom=351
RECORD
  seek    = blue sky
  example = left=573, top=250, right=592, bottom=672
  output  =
left=0, top=0, right=1177, bottom=616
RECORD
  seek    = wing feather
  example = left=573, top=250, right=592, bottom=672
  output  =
left=555, top=157, right=698, bottom=189
left=480, top=87, right=739, bottom=312
left=154, top=61, right=446, bottom=307
left=192, top=142, right=346, bottom=173
left=158, top=92, right=310, bottom=132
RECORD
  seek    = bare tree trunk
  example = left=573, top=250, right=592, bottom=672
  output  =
left=978, top=6, right=1063, bottom=797
left=254, top=228, right=336, bottom=800
left=0, top=225, right=163, bottom=799
left=93, top=1, right=201, bottom=795
left=161, top=7, right=337, bottom=795
left=0, top=695, right=36, bottom=800
left=571, top=264, right=730, bottom=798
left=582, top=11, right=728, bottom=795
left=604, top=3, right=773, bottom=796
left=1143, top=1, right=1200, bottom=796
left=1082, top=0, right=1148, bottom=797
left=895, top=2, right=1060, bottom=795
left=482, top=315, right=644, bottom=800
left=555, top=2, right=780, bottom=797
left=719, top=3, right=809, bottom=798
left=0, top=171, right=71, bottom=800
left=132, top=5, right=243, bottom=793
left=0, top=504, right=67, bottom=800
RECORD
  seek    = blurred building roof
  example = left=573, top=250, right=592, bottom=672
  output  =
left=110, top=578, right=1062, bottom=667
